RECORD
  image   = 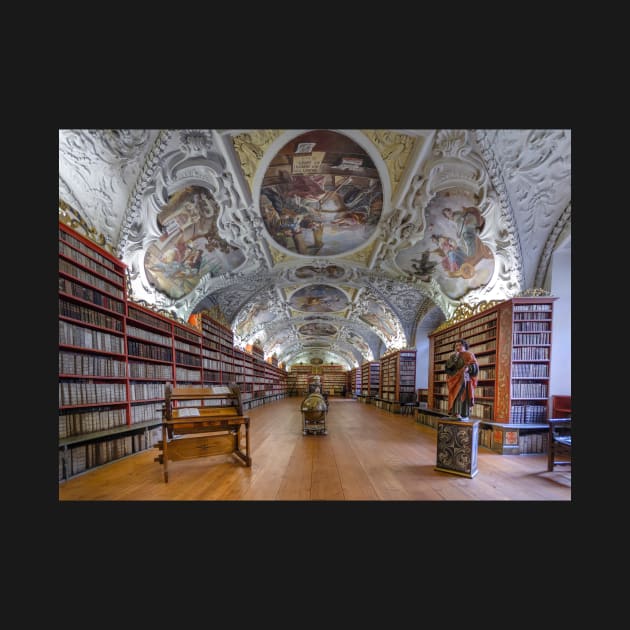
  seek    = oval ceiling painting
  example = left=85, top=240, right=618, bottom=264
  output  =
left=289, top=284, right=349, bottom=313
left=299, top=322, right=337, bottom=336
left=144, top=185, right=245, bottom=299
left=260, top=130, right=383, bottom=256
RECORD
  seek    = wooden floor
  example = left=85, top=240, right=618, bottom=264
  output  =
left=58, top=397, right=571, bottom=501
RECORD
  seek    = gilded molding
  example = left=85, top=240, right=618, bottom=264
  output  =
left=268, top=243, right=291, bottom=265
left=198, top=306, right=229, bottom=327
left=232, top=130, right=283, bottom=191
left=59, top=199, right=115, bottom=255
left=515, top=288, right=553, bottom=297
left=341, top=241, right=377, bottom=265
left=362, top=130, right=415, bottom=194
left=432, top=299, right=502, bottom=333
left=127, top=296, right=191, bottom=326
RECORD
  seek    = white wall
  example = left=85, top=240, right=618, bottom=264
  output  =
left=415, top=335, right=430, bottom=389
left=549, top=246, right=571, bottom=396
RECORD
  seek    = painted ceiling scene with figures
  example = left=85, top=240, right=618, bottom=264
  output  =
left=58, top=129, right=571, bottom=370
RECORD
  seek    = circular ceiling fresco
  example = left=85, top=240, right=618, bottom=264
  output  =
left=289, top=284, right=349, bottom=313
left=260, top=130, right=383, bottom=256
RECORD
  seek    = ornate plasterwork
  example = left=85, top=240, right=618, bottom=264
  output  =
left=475, top=129, right=571, bottom=290
left=59, top=129, right=157, bottom=250
left=117, top=130, right=173, bottom=255
left=363, top=130, right=416, bottom=196
left=232, top=130, right=283, bottom=191
left=268, top=243, right=291, bottom=265
left=368, top=277, right=432, bottom=340
left=59, top=199, right=114, bottom=254
left=535, top=203, right=571, bottom=289
left=339, top=241, right=378, bottom=266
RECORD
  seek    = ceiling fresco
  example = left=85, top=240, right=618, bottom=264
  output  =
left=59, top=129, right=571, bottom=369
left=144, top=185, right=245, bottom=299
left=395, top=189, right=495, bottom=299
left=288, top=284, right=349, bottom=313
left=260, top=130, right=383, bottom=257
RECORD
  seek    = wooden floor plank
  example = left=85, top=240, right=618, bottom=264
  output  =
left=58, top=398, right=571, bottom=501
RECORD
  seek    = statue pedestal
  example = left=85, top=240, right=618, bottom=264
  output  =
left=435, top=418, right=480, bottom=478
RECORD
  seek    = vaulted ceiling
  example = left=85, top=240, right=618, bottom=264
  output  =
left=58, top=129, right=571, bottom=369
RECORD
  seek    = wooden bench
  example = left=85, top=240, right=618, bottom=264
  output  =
left=547, top=417, right=571, bottom=472
left=154, top=383, right=251, bottom=482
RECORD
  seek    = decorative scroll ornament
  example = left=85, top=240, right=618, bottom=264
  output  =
left=86, top=129, right=151, bottom=165
left=515, top=288, right=553, bottom=298
left=127, top=296, right=190, bottom=325
left=433, top=130, right=471, bottom=159
left=59, top=200, right=114, bottom=254
left=232, top=130, right=283, bottom=190
left=433, top=299, right=503, bottom=332
left=179, top=130, right=213, bottom=156
left=198, top=305, right=229, bottom=327
left=362, top=130, right=415, bottom=194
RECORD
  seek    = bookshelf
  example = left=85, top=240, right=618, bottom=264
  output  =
left=427, top=296, right=556, bottom=454
left=289, top=365, right=319, bottom=396
left=349, top=367, right=361, bottom=397
left=59, top=221, right=288, bottom=482
left=126, top=302, right=177, bottom=441
left=376, top=349, right=417, bottom=413
left=321, top=364, right=347, bottom=396
left=59, top=222, right=161, bottom=481
left=197, top=312, right=287, bottom=410
left=359, top=361, right=380, bottom=401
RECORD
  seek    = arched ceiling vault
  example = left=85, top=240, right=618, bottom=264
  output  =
left=59, top=129, right=571, bottom=369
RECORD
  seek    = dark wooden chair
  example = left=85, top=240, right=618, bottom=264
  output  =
left=551, top=395, right=571, bottom=418
left=547, top=417, right=571, bottom=472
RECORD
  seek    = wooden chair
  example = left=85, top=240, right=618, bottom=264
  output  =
left=547, top=418, right=571, bottom=472
left=551, top=395, right=571, bottom=418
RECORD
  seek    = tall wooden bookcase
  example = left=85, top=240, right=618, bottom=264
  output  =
left=59, top=221, right=288, bottom=481
left=427, top=296, right=556, bottom=454
left=349, top=367, right=361, bottom=396
left=360, top=361, right=380, bottom=398
left=321, top=365, right=346, bottom=396
left=59, top=222, right=154, bottom=481
left=379, top=349, right=417, bottom=405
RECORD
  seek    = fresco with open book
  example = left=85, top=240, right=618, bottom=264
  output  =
left=260, top=130, right=383, bottom=256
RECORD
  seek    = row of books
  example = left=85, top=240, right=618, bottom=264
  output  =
left=513, top=332, right=551, bottom=345
left=60, top=299, right=124, bottom=332
left=59, top=228, right=119, bottom=271
left=59, top=407, right=127, bottom=438
left=59, top=242, right=122, bottom=284
left=59, top=259, right=124, bottom=299
left=59, top=351, right=127, bottom=377
left=59, top=321, right=124, bottom=354
left=59, top=382, right=128, bottom=406
left=59, top=279, right=124, bottom=312
left=512, top=383, right=548, bottom=397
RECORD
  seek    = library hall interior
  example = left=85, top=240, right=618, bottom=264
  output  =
left=58, top=129, right=571, bottom=501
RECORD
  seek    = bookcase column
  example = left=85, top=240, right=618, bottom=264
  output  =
left=435, top=418, right=480, bottom=478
